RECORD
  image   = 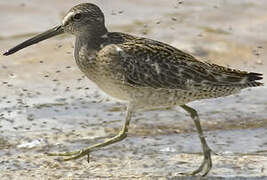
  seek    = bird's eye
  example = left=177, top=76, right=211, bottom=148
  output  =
left=73, top=13, right=82, bottom=21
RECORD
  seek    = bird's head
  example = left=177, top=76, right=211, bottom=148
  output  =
left=3, top=3, right=106, bottom=56
left=62, top=3, right=106, bottom=36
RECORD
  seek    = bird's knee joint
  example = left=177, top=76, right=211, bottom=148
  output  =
left=119, top=132, right=127, bottom=138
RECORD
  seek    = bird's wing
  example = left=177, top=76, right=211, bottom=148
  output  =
left=110, top=35, right=263, bottom=90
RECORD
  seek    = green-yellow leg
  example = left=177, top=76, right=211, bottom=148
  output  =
left=47, top=103, right=134, bottom=161
left=179, top=104, right=212, bottom=177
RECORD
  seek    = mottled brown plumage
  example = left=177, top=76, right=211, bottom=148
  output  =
left=3, top=3, right=263, bottom=177
left=100, top=32, right=263, bottom=90
left=74, top=31, right=262, bottom=109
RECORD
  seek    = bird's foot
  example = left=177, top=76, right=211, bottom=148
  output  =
left=46, top=131, right=128, bottom=162
left=179, top=149, right=212, bottom=177
left=47, top=148, right=91, bottom=162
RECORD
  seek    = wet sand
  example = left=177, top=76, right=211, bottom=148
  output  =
left=0, top=0, right=267, bottom=179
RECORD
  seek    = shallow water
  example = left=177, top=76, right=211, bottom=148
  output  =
left=0, top=0, right=267, bottom=179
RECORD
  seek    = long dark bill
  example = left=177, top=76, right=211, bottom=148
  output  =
left=3, top=25, right=64, bottom=56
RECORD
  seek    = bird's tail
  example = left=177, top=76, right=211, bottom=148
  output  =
left=207, top=63, right=264, bottom=88
left=244, top=72, right=264, bottom=87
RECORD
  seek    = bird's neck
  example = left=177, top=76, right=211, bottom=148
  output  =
left=74, top=27, right=109, bottom=65
left=76, top=26, right=108, bottom=49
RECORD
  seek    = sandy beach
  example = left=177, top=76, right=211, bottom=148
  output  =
left=0, top=0, right=267, bottom=179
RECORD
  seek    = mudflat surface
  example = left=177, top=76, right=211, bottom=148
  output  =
left=0, top=0, right=267, bottom=179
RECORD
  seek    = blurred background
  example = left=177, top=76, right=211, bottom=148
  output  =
left=0, top=0, right=267, bottom=179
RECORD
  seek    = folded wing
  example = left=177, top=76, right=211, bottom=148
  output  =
left=111, top=35, right=263, bottom=90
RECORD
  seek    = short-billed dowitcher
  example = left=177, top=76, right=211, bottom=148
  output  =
left=3, top=3, right=263, bottom=176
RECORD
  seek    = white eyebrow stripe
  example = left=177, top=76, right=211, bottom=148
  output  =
left=62, top=12, right=74, bottom=25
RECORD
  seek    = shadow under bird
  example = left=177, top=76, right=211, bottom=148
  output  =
left=3, top=3, right=263, bottom=177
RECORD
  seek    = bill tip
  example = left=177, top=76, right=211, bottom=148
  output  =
left=3, top=50, right=10, bottom=56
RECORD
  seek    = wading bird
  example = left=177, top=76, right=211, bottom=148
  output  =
left=3, top=3, right=263, bottom=176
